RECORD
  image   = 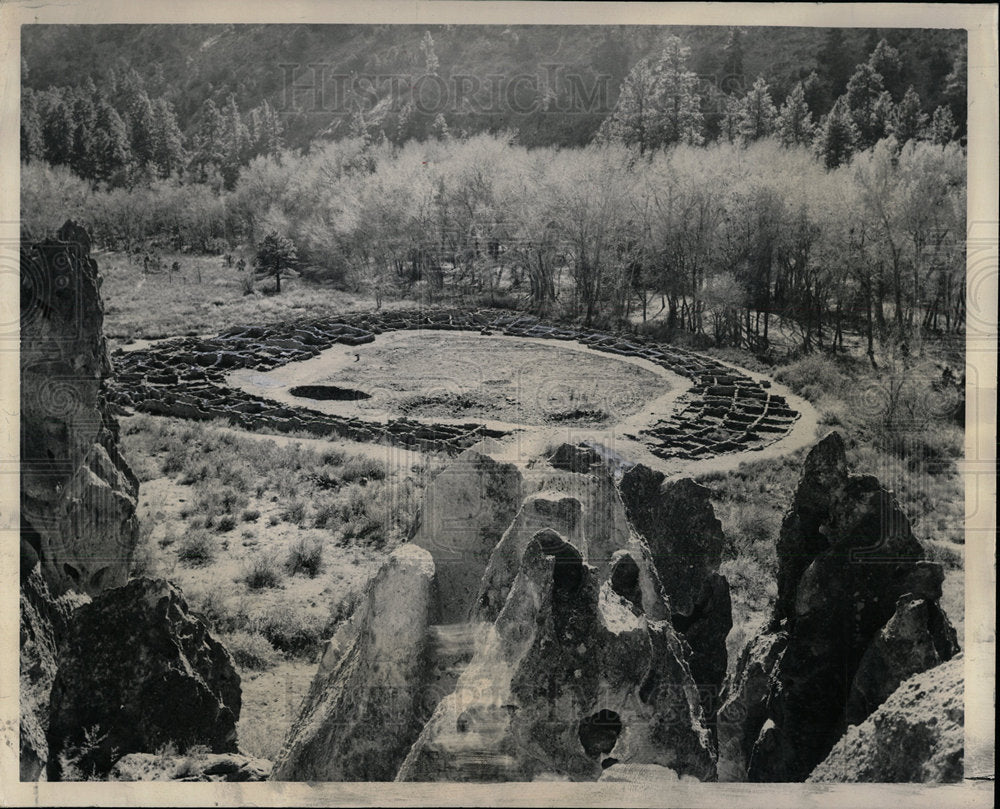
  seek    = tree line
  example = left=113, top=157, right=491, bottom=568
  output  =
left=21, top=64, right=284, bottom=189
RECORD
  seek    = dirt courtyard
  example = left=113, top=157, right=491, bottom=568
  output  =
left=230, top=331, right=678, bottom=429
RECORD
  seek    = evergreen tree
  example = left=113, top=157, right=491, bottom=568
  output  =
left=431, top=113, right=450, bottom=140
left=867, top=38, right=904, bottom=100
left=776, top=81, right=816, bottom=146
left=128, top=90, right=158, bottom=170
left=890, top=86, right=928, bottom=144
left=943, top=46, right=967, bottom=138
left=736, top=76, right=777, bottom=142
left=844, top=62, right=892, bottom=149
left=929, top=104, right=957, bottom=146
left=221, top=94, right=250, bottom=187
left=91, top=99, right=130, bottom=183
left=40, top=88, right=75, bottom=166
left=599, top=36, right=703, bottom=153
left=718, top=93, right=741, bottom=143
left=150, top=97, right=186, bottom=177
left=254, top=231, right=298, bottom=293
left=816, top=96, right=858, bottom=169
left=193, top=98, right=225, bottom=181
left=20, top=89, right=45, bottom=163
left=69, top=87, right=97, bottom=178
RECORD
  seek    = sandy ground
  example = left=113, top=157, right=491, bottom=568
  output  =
left=229, top=331, right=678, bottom=429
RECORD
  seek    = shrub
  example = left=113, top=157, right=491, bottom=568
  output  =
left=245, top=601, right=330, bottom=656
left=241, top=554, right=283, bottom=590
left=215, top=514, right=237, bottom=533
left=221, top=631, right=279, bottom=670
left=340, top=455, right=387, bottom=483
left=286, top=536, right=324, bottom=577
left=281, top=498, right=308, bottom=525
left=177, top=529, right=215, bottom=566
left=242, top=507, right=261, bottom=522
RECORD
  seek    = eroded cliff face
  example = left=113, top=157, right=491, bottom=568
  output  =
left=273, top=448, right=722, bottom=783
left=716, top=431, right=960, bottom=783
left=21, top=224, right=240, bottom=782
left=20, top=220, right=139, bottom=596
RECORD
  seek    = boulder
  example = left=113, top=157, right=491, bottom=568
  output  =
left=20, top=222, right=139, bottom=596
left=717, top=432, right=959, bottom=782
left=270, top=545, right=437, bottom=781
left=410, top=449, right=523, bottom=623
left=397, top=529, right=716, bottom=782
left=110, top=751, right=271, bottom=782
left=46, top=578, right=241, bottom=780
left=808, top=655, right=964, bottom=783
left=547, top=442, right=603, bottom=474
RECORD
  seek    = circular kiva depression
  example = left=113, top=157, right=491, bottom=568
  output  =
left=228, top=331, right=681, bottom=430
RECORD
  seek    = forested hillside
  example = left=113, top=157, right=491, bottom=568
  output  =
left=21, top=24, right=966, bottom=185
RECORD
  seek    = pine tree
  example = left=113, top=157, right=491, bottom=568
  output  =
left=776, top=81, right=816, bottom=146
left=128, top=90, right=158, bottom=170
left=20, top=89, right=45, bottom=163
left=150, top=97, right=185, bottom=177
left=91, top=99, right=130, bottom=183
left=69, top=87, right=97, bottom=178
left=221, top=94, right=250, bottom=186
left=657, top=36, right=704, bottom=147
left=844, top=62, right=892, bottom=150
left=867, top=39, right=904, bottom=100
left=254, top=231, right=298, bottom=293
left=431, top=113, right=450, bottom=140
left=890, top=86, right=928, bottom=144
left=736, top=76, right=777, bottom=142
left=40, top=88, right=75, bottom=166
left=943, top=46, right=967, bottom=138
left=193, top=98, right=225, bottom=181
left=929, top=105, right=957, bottom=146
left=816, top=96, right=858, bottom=169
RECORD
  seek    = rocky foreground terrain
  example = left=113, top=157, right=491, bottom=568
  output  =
left=21, top=224, right=963, bottom=783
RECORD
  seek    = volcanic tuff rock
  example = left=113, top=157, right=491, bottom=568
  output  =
left=808, top=655, right=964, bottom=783
left=270, top=545, right=437, bottom=781
left=46, top=578, right=242, bottom=780
left=618, top=467, right=733, bottom=727
left=410, top=448, right=524, bottom=623
left=19, top=566, right=81, bottom=781
left=396, top=527, right=716, bottom=782
left=21, top=220, right=139, bottom=596
left=716, top=432, right=960, bottom=782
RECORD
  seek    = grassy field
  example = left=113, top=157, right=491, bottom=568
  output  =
left=98, top=250, right=380, bottom=343
left=121, top=414, right=447, bottom=759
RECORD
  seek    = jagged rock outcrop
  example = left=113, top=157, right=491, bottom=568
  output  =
left=619, top=467, right=732, bottom=727
left=110, top=751, right=272, bottom=782
left=46, top=578, right=241, bottom=780
left=396, top=528, right=716, bottom=782
left=19, top=566, right=81, bottom=781
left=270, top=545, right=437, bottom=781
left=808, top=655, right=964, bottom=783
left=475, top=469, right=669, bottom=624
left=716, top=432, right=960, bottom=782
left=410, top=449, right=523, bottom=623
left=845, top=595, right=959, bottom=727
left=21, top=220, right=139, bottom=596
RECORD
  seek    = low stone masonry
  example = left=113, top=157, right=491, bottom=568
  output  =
left=107, top=309, right=800, bottom=460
